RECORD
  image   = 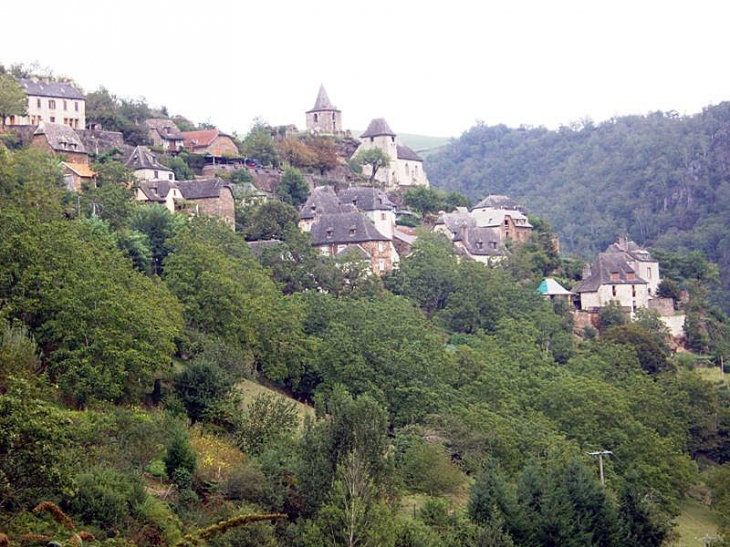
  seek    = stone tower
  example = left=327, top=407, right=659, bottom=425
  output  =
left=306, top=85, right=342, bottom=135
left=357, top=118, right=399, bottom=186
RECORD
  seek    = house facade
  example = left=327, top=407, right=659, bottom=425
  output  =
left=125, top=146, right=175, bottom=182
left=182, top=130, right=238, bottom=157
left=135, top=178, right=235, bottom=227
left=305, top=85, right=343, bottom=135
left=62, top=162, right=96, bottom=192
left=299, top=186, right=399, bottom=274
left=31, top=122, right=88, bottom=164
left=145, top=119, right=185, bottom=152
left=435, top=195, right=533, bottom=261
left=356, top=118, right=429, bottom=188
left=5, top=78, right=85, bottom=129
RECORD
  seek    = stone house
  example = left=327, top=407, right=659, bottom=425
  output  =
left=182, top=129, right=238, bottom=157
left=605, top=235, right=661, bottom=297
left=434, top=195, right=533, bottom=260
left=32, top=122, right=89, bottom=164
left=572, top=252, right=650, bottom=312
left=135, top=178, right=235, bottom=227
left=310, top=209, right=396, bottom=274
left=306, top=85, right=343, bottom=135
left=299, top=186, right=399, bottom=274
left=62, top=161, right=96, bottom=192
left=5, top=78, right=86, bottom=129
left=145, top=119, right=185, bottom=152
left=125, top=146, right=175, bottom=182
left=356, top=118, right=429, bottom=188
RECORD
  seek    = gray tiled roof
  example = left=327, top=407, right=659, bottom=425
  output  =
left=397, top=144, right=422, bottom=162
left=299, top=185, right=343, bottom=219
left=124, top=146, right=172, bottom=171
left=137, top=180, right=172, bottom=202
left=360, top=118, right=396, bottom=138
left=20, top=78, right=84, bottom=100
left=145, top=118, right=184, bottom=140
left=335, top=244, right=371, bottom=260
left=473, top=195, right=527, bottom=212
left=176, top=178, right=230, bottom=199
left=308, top=84, right=338, bottom=112
left=453, top=226, right=505, bottom=256
left=34, top=122, right=86, bottom=153
left=338, top=186, right=395, bottom=211
left=310, top=211, right=389, bottom=245
left=573, top=252, right=648, bottom=293
left=605, top=236, right=654, bottom=262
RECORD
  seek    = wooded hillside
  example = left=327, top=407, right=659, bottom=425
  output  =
left=426, top=104, right=730, bottom=296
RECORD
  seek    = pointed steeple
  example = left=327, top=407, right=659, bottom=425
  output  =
left=309, top=84, right=337, bottom=112
left=360, top=118, right=396, bottom=138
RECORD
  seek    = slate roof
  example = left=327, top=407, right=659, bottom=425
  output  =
left=299, top=186, right=343, bottom=219
left=176, top=178, right=230, bottom=199
left=20, top=78, right=84, bottom=100
left=572, top=252, right=648, bottom=293
left=470, top=208, right=532, bottom=228
left=247, top=239, right=283, bottom=257
left=473, top=195, right=527, bottom=213
left=537, top=278, right=572, bottom=296
left=34, top=122, right=86, bottom=153
left=310, top=211, right=389, bottom=245
left=436, top=208, right=476, bottom=233
left=453, top=226, right=505, bottom=256
left=605, top=236, right=654, bottom=262
left=124, top=146, right=172, bottom=172
left=360, top=118, right=396, bottom=138
left=308, top=85, right=339, bottom=112
left=137, top=178, right=230, bottom=201
left=338, top=186, right=395, bottom=211
left=397, top=144, right=422, bottom=162
left=145, top=119, right=184, bottom=140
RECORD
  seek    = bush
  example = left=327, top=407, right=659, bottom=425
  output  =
left=66, top=468, right=146, bottom=529
left=164, top=433, right=197, bottom=488
left=174, top=359, right=233, bottom=423
left=400, top=440, right=466, bottom=496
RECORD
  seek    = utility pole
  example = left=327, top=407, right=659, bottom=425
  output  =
left=587, top=450, right=613, bottom=486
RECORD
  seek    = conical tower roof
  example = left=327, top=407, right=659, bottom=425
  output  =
left=308, top=84, right=338, bottom=112
left=360, top=118, right=396, bottom=138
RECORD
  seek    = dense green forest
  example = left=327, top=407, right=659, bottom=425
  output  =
left=425, top=104, right=730, bottom=304
left=2, top=140, right=730, bottom=546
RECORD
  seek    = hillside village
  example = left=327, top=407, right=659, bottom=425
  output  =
left=0, top=74, right=693, bottom=342
left=3, top=61, right=730, bottom=547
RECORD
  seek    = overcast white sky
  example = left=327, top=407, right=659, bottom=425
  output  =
left=3, top=0, right=730, bottom=137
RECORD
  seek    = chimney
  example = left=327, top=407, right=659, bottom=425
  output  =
left=582, top=262, right=592, bottom=280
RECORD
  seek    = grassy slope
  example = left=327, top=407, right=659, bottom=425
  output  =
left=672, top=497, right=719, bottom=546
left=235, top=378, right=315, bottom=425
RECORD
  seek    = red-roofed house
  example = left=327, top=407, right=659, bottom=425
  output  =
left=181, top=130, right=238, bottom=157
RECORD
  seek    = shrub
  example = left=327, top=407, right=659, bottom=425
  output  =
left=66, top=469, right=146, bottom=529
left=401, top=440, right=466, bottom=496
left=164, top=433, right=197, bottom=488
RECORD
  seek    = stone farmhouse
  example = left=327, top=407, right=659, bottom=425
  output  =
left=32, top=121, right=90, bottom=166
left=182, top=129, right=238, bottom=157
left=356, top=118, right=429, bottom=188
left=125, top=146, right=175, bottom=182
left=135, top=178, right=235, bottom=227
left=435, top=195, right=533, bottom=263
left=306, top=85, right=343, bottom=135
left=572, top=237, right=661, bottom=313
left=299, top=186, right=399, bottom=274
left=4, top=78, right=85, bottom=129
left=145, top=119, right=185, bottom=153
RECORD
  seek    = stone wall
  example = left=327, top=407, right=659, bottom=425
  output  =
left=191, top=188, right=235, bottom=228
left=649, top=298, right=675, bottom=316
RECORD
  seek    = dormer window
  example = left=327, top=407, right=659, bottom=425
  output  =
left=491, top=241, right=497, bottom=249
left=349, top=226, right=356, bottom=236
left=627, top=272, right=635, bottom=281
left=611, top=272, right=619, bottom=281
left=326, top=228, right=333, bottom=238
left=477, top=241, right=483, bottom=249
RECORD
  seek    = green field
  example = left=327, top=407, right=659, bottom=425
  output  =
left=672, top=497, right=720, bottom=547
left=235, top=378, right=315, bottom=425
